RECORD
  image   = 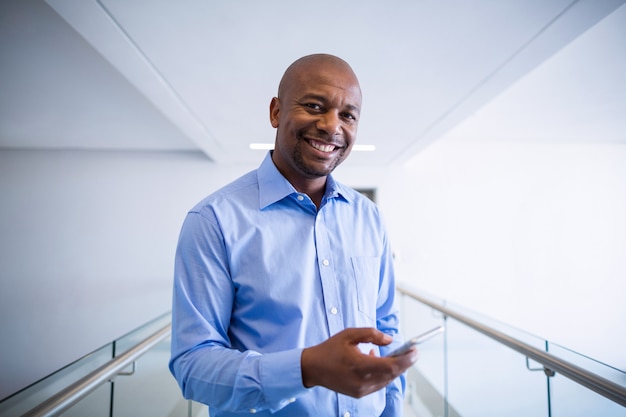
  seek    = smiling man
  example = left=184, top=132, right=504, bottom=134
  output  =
left=169, top=54, right=416, bottom=417
left=269, top=54, right=361, bottom=207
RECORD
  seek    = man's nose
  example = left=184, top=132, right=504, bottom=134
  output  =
left=317, top=111, right=342, bottom=136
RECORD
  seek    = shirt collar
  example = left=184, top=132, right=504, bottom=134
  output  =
left=257, top=152, right=351, bottom=209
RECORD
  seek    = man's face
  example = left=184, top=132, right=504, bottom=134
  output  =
left=270, top=62, right=362, bottom=181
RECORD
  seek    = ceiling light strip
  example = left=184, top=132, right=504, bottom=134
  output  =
left=249, top=143, right=376, bottom=151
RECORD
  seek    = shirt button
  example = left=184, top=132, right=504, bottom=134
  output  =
left=343, top=412, right=351, bottom=417
left=297, top=195, right=304, bottom=201
left=322, top=259, right=330, bottom=266
left=288, top=397, right=296, bottom=403
left=249, top=409, right=257, bottom=413
left=330, top=307, right=338, bottom=315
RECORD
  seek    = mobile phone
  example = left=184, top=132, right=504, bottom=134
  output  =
left=385, top=325, right=445, bottom=357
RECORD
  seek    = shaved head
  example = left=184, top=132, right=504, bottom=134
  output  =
left=278, top=54, right=361, bottom=101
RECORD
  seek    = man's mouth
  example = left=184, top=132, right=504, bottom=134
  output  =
left=308, top=139, right=339, bottom=153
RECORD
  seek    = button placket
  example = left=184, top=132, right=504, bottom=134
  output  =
left=314, top=210, right=343, bottom=336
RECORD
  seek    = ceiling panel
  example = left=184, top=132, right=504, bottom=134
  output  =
left=442, top=3, right=626, bottom=144
left=0, top=0, right=197, bottom=152
left=2, top=0, right=624, bottom=166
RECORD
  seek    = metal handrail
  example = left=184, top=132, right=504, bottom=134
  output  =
left=397, top=284, right=626, bottom=408
left=22, top=323, right=172, bottom=417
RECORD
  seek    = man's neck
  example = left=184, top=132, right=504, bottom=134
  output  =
left=291, top=177, right=326, bottom=209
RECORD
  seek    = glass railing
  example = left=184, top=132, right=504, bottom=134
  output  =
left=4, top=291, right=625, bottom=416
left=398, top=283, right=626, bottom=417
left=0, top=313, right=206, bottom=417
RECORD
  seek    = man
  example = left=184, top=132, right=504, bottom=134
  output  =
left=169, top=54, right=417, bottom=416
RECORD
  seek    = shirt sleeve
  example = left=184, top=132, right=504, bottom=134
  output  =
left=168, top=211, right=309, bottom=413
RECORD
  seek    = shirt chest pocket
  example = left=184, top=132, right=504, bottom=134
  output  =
left=350, top=256, right=380, bottom=323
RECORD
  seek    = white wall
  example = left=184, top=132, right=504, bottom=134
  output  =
left=0, top=149, right=252, bottom=399
left=382, top=138, right=626, bottom=370
left=379, top=3, right=626, bottom=372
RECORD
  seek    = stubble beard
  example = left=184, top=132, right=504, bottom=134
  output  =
left=293, top=140, right=346, bottom=178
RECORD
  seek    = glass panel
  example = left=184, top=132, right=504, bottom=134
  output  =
left=550, top=376, right=626, bottom=417
left=112, top=336, right=203, bottom=417
left=443, top=299, right=549, bottom=351
left=112, top=312, right=206, bottom=416
left=400, top=293, right=446, bottom=417
left=397, top=288, right=626, bottom=417
left=445, top=319, right=549, bottom=417
left=189, top=400, right=209, bottom=417
left=61, top=383, right=110, bottom=417
left=0, top=344, right=113, bottom=417
left=113, top=312, right=171, bottom=356
left=0, top=313, right=175, bottom=417
left=548, top=342, right=626, bottom=416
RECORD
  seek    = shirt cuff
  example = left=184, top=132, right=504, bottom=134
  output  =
left=259, top=348, right=309, bottom=411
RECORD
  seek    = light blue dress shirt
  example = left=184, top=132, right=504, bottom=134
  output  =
left=170, top=152, right=404, bottom=416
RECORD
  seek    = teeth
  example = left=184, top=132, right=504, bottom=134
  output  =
left=310, top=141, right=336, bottom=153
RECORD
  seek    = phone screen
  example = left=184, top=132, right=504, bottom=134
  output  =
left=385, top=325, right=445, bottom=357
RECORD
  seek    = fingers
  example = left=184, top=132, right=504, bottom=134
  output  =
left=301, top=328, right=418, bottom=399
left=345, top=348, right=417, bottom=398
left=389, top=346, right=419, bottom=370
left=340, top=327, right=393, bottom=347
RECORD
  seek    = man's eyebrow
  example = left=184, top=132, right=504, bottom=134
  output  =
left=344, top=104, right=361, bottom=114
left=298, top=94, right=327, bottom=102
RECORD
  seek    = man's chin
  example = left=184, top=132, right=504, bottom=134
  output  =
left=294, top=148, right=346, bottom=178
left=301, top=168, right=333, bottom=179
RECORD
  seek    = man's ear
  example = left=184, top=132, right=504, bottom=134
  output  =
left=269, top=97, right=280, bottom=128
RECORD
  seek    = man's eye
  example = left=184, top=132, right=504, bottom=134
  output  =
left=342, top=112, right=357, bottom=121
left=304, top=103, right=322, bottom=111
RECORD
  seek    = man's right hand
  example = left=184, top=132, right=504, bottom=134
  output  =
left=300, top=328, right=418, bottom=398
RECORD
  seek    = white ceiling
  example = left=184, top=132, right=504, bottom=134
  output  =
left=443, top=2, right=626, bottom=145
left=1, top=0, right=624, bottom=166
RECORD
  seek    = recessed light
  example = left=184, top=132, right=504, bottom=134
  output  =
left=249, top=143, right=274, bottom=150
left=352, top=144, right=376, bottom=152
left=249, top=143, right=376, bottom=151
